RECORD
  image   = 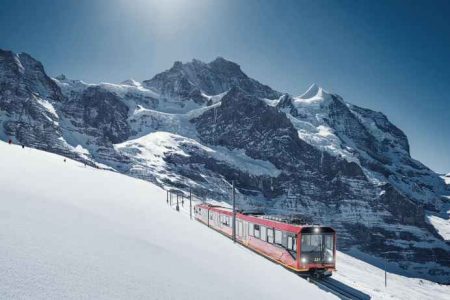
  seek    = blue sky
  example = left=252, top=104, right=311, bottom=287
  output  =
left=1, top=0, right=449, bottom=173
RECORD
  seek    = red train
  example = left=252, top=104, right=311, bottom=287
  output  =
left=194, top=203, right=336, bottom=278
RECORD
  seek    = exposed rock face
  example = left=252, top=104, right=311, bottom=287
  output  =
left=143, top=57, right=281, bottom=103
left=64, top=86, right=130, bottom=144
left=192, top=87, right=364, bottom=180
left=1, top=49, right=449, bottom=283
left=0, top=50, right=72, bottom=156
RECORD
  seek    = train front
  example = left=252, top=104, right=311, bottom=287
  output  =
left=299, top=226, right=336, bottom=278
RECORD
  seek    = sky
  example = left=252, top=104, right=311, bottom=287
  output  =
left=0, top=0, right=449, bottom=173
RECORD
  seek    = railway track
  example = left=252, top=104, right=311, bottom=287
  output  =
left=309, top=277, right=370, bottom=300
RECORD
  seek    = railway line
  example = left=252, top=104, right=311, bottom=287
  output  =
left=309, top=277, right=370, bottom=300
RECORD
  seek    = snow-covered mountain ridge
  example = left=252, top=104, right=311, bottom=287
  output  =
left=0, top=49, right=449, bottom=283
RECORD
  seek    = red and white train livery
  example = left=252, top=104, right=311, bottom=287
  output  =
left=194, top=203, right=336, bottom=277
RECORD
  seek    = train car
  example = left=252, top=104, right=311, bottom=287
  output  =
left=194, top=203, right=336, bottom=278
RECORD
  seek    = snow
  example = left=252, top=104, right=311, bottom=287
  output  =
left=35, top=97, right=58, bottom=118
left=0, top=141, right=334, bottom=299
left=210, top=145, right=282, bottom=177
left=426, top=214, right=450, bottom=240
left=297, top=83, right=330, bottom=104
left=52, top=77, right=93, bottom=95
left=427, top=175, right=450, bottom=240
left=334, top=251, right=450, bottom=300
left=115, top=131, right=281, bottom=179
left=281, top=89, right=358, bottom=163
left=299, top=83, right=322, bottom=100
left=13, top=53, right=25, bottom=73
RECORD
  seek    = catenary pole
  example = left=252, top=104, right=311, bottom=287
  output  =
left=232, top=180, right=236, bottom=243
left=385, top=257, right=387, bottom=287
left=189, top=187, right=192, bottom=220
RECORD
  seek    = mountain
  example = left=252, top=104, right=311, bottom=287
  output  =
left=142, top=57, right=281, bottom=107
left=0, top=50, right=71, bottom=157
left=0, top=49, right=449, bottom=283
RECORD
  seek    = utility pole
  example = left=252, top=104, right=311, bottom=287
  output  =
left=176, top=192, right=180, bottom=211
left=170, top=191, right=172, bottom=206
left=166, top=190, right=169, bottom=204
left=384, top=255, right=387, bottom=287
left=189, top=187, right=192, bottom=220
left=232, top=180, right=236, bottom=243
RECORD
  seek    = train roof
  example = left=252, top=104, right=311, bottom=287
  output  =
left=195, top=203, right=335, bottom=234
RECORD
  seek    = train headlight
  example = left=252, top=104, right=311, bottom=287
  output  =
left=314, top=227, right=320, bottom=233
left=327, top=256, right=333, bottom=262
left=301, top=257, right=308, bottom=264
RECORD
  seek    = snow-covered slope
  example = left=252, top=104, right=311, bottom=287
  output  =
left=334, top=252, right=450, bottom=300
left=0, top=141, right=335, bottom=299
left=2, top=142, right=449, bottom=299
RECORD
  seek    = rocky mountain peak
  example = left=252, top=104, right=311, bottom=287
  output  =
left=120, top=78, right=141, bottom=87
left=298, top=83, right=333, bottom=101
left=0, top=49, right=63, bottom=102
left=142, top=58, right=281, bottom=100
left=300, top=83, right=321, bottom=98
left=208, top=56, right=242, bottom=75
left=171, top=60, right=183, bottom=70
left=55, top=74, right=67, bottom=81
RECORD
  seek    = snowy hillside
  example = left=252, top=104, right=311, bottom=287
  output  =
left=0, top=141, right=335, bottom=299
left=334, top=252, right=450, bottom=300
left=1, top=142, right=449, bottom=299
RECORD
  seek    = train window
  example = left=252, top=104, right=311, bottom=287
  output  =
left=282, top=232, right=288, bottom=248
left=249, top=223, right=254, bottom=237
left=324, top=235, right=334, bottom=261
left=221, top=215, right=229, bottom=226
left=260, top=226, right=267, bottom=241
left=238, top=221, right=243, bottom=236
left=288, top=236, right=297, bottom=250
left=301, top=235, right=322, bottom=252
left=274, top=230, right=282, bottom=245
left=267, top=228, right=274, bottom=243
left=254, top=224, right=260, bottom=238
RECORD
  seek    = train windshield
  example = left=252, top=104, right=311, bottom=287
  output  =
left=301, top=234, right=334, bottom=263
